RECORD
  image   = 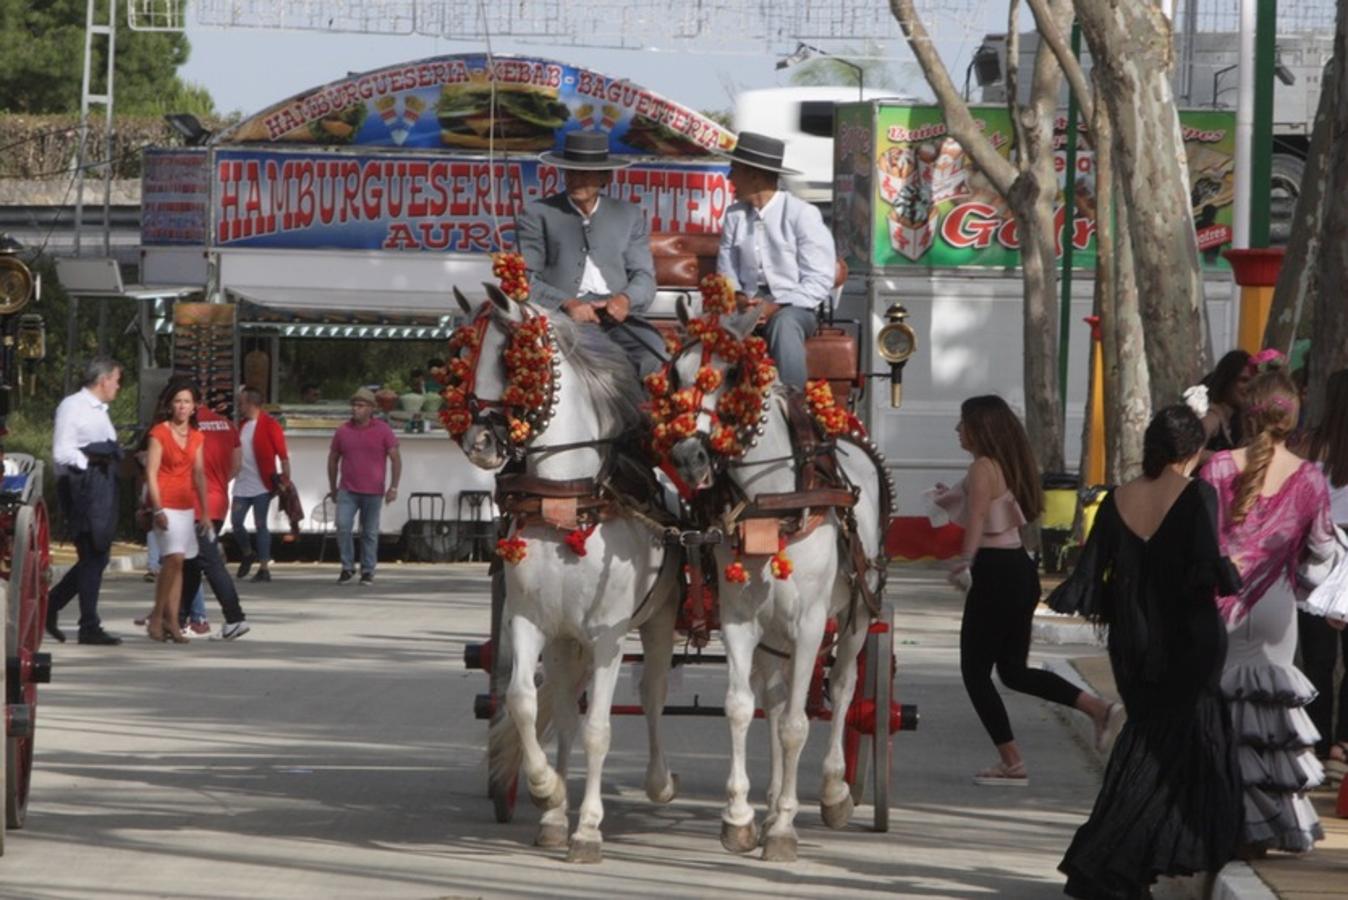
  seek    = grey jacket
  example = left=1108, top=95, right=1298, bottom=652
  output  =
left=515, top=193, right=656, bottom=313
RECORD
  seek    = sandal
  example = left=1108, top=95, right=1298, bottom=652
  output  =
left=973, top=761, right=1028, bottom=786
left=1094, top=702, right=1127, bottom=754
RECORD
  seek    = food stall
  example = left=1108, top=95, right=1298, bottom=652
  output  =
left=138, top=53, right=735, bottom=546
left=831, top=102, right=1243, bottom=522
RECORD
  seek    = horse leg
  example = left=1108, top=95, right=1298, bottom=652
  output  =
left=820, top=612, right=869, bottom=829
left=639, top=592, right=679, bottom=804
left=506, top=618, right=567, bottom=815
left=537, top=640, right=582, bottom=848
left=568, top=635, right=623, bottom=864
left=720, top=618, right=761, bottom=854
left=762, top=606, right=826, bottom=863
left=757, top=652, right=788, bottom=840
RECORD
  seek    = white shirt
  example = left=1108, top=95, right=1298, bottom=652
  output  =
left=717, top=190, right=836, bottom=309
left=1321, top=461, right=1348, bottom=526
left=234, top=418, right=268, bottom=497
left=568, top=196, right=612, bottom=297
left=52, top=388, right=117, bottom=475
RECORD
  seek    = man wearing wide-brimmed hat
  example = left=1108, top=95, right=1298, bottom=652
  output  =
left=716, top=131, right=837, bottom=389
left=516, top=130, right=666, bottom=376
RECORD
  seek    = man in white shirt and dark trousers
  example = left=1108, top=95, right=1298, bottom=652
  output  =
left=716, top=131, right=838, bottom=389
left=45, top=357, right=124, bottom=645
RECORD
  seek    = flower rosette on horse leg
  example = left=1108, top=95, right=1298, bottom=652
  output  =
left=449, top=282, right=683, bottom=862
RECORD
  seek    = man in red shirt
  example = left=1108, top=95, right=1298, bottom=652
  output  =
left=233, top=387, right=291, bottom=582
left=181, top=405, right=250, bottom=639
left=327, top=387, right=401, bottom=585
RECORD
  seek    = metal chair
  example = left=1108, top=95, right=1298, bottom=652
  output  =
left=457, top=490, right=497, bottom=562
left=315, top=494, right=339, bottom=564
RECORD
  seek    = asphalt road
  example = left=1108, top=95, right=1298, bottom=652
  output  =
left=2, top=563, right=1108, bottom=899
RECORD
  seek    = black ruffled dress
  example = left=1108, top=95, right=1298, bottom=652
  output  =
left=1048, top=480, right=1244, bottom=900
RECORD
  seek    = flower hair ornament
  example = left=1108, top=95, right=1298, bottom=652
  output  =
left=1246, top=347, right=1287, bottom=374
left=1182, top=384, right=1210, bottom=418
left=1246, top=395, right=1296, bottom=417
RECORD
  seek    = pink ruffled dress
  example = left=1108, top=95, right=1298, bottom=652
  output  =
left=1201, top=451, right=1342, bottom=852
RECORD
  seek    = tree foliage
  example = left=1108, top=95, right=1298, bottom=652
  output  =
left=0, top=0, right=214, bottom=115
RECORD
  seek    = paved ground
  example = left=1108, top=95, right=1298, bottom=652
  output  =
left=0, top=563, right=1174, bottom=898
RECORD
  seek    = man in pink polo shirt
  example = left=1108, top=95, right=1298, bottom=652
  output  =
left=327, top=387, right=401, bottom=585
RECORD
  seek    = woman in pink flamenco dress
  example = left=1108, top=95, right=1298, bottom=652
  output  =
left=1201, top=364, right=1348, bottom=855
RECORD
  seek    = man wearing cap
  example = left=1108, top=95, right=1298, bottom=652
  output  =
left=516, top=130, right=666, bottom=377
left=717, top=131, right=837, bottom=389
left=327, top=388, right=401, bottom=585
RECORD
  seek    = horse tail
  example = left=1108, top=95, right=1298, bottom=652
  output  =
left=487, top=638, right=591, bottom=793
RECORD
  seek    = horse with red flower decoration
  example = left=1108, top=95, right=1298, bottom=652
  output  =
left=652, top=274, right=895, bottom=861
left=444, top=275, right=682, bottom=864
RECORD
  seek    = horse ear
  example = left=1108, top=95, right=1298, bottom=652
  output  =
left=676, top=294, right=693, bottom=329
left=453, top=286, right=474, bottom=317
left=725, top=304, right=765, bottom=340
left=483, top=282, right=513, bottom=312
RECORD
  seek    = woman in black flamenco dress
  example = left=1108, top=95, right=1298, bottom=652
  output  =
left=1050, top=406, right=1244, bottom=899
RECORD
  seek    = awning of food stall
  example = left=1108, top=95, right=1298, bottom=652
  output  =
left=224, top=286, right=462, bottom=339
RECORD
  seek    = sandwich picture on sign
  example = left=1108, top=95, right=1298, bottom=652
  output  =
left=437, top=79, right=571, bottom=150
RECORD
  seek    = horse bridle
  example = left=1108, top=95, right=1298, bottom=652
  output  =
left=455, top=307, right=618, bottom=463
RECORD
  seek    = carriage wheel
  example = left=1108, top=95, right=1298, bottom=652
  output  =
left=7, top=503, right=49, bottom=830
left=868, top=604, right=894, bottom=833
left=486, top=566, right=517, bottom=823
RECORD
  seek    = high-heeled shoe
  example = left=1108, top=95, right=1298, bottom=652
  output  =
left=167, top=630, right=190, bottom=644
left=146, top=623, right=167, bottom=642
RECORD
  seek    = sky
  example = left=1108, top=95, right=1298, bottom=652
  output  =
left=175, top=27, right=997, bottom=120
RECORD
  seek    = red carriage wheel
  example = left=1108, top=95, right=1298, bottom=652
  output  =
left=486, top=566, right=517, bottom=823
left=7, top=502, right=51, bottom=830
left=868, top=603, right=894, bottom=833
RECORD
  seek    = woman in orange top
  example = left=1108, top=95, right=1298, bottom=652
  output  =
left=145, top=378, right=208, bottom=643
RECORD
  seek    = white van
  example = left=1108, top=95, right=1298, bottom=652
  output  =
left=733, top=86, right=915, bottom=216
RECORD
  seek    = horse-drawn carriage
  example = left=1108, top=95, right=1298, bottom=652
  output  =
left=0, top=453, right=54, bottom=856
left=456, top=241, right=918, bottom=862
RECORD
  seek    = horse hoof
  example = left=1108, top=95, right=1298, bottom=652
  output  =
left=720, top=819, right=759, bottom=854
left=536, top=823, right=569, bottom=848
left=566, top=838, right=603, bottom=864
left=820, top=794, right=854, bottom=830
left=647, top=772, right=680, bottom=804
left=761, top=833, right=798, bottom=862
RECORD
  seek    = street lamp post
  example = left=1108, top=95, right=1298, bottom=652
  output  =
left=776, top=42, right=864, bottom=101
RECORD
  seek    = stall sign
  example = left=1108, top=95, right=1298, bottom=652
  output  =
left=214, top=53, right=735, bottom=158
left=210, top=149, right=731, bottom=252
left=142, top=148, right=210, bottom=246
left=833, top=104, right=1236, bottom=271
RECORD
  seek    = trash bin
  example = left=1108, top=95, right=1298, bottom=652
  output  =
left=1040, top=472, right=1080, bottom=574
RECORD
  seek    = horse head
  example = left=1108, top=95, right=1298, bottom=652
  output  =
left=663, top=297, right=768, bottom=491
left=446, top=283, right=554, bottom=470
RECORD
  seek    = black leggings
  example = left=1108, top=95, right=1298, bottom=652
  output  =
left=1299, top=610, right=1348, bottom=754
left=960, top=548, right=1084, bottom=746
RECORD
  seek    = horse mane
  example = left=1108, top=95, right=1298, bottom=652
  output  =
left=545, top=311, right=646, bottom=436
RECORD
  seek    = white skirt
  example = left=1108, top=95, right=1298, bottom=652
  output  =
left=156, top=507, right=199, bottom=559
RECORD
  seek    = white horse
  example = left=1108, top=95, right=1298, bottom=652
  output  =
left=452, top=286, right=680, bottom=863
left=665, top=304, right=890, bottom=861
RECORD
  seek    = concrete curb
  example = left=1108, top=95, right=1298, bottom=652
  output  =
left=50, top=551, right=149, bottom=582
left=1040, top=658, right=1275, bottom=900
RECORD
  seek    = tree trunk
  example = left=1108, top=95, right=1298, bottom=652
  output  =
left=1110, top=149, right=1151, bottom=481
left=1306, top=2, right=1348, bottom=423
left=890, top=0, right=1067, bottom=471
left=1262, top=62, right=1336, bottom=353
left=1075, top=0, right=1209, bottom=409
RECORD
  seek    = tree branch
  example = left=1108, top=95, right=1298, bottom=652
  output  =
left=1006, top=0, right=1030, bottom=174
left=1025, top=0, right=1095, bottom=124
left=889, top=0, right=1019, bottom=195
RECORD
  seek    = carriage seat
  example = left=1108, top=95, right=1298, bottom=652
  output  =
left=647, top=232, right=859, bottom=402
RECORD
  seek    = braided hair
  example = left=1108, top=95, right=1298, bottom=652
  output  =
left=1231, top=369, right=1298, bottom=524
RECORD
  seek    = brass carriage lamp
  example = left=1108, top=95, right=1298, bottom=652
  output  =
left=875, top=303, right=917, bottom=408
left=17, top=315, right=45, bottom=361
